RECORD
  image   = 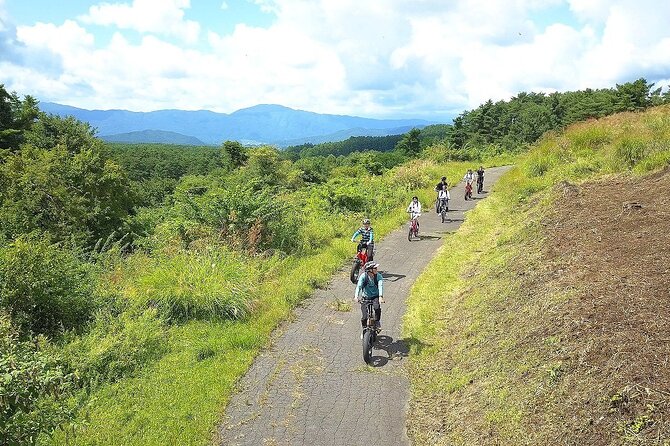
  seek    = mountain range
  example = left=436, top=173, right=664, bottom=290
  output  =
left=39, top=102, right=439, bottom=147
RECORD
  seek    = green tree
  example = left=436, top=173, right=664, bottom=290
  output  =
left=395, top=128, right=422, bottom=157
left=0, top=116, right=134, bottom=246
left=0, top=84, right=39, bottom=154
left=222, top=140, right=248, bottom=169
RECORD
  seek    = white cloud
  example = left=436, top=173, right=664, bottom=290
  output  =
left=2, top=0, right=670, bottom=119
left=79, top=0, right=200, bottom=44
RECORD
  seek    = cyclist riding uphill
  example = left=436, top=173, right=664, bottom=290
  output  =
left=407, top=196, right=422, bottom=230
left=463, top=169, right=475, bottom=186
left=434, top=176, right=448, bottom=212
left=354, top=261, right=384, bottom=334
left=351, top=218, right=374, bottom=260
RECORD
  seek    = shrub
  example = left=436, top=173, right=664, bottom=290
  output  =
left=0, top=235, right=96, bottom=336
left=615, top=137, right=647, bottom=168
left=61, top=309, right=167, bottom=387
left=0, top=314, right=75, bottom=445
left=119, top=249, right=254, bottom=322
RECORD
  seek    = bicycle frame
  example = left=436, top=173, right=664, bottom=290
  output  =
left=362, top=300, right=378, bottom=363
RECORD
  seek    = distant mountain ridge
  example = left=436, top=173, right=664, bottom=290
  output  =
left=100, top=130, right=206, bottom=145
left=39, top=102, right=438, bottom=146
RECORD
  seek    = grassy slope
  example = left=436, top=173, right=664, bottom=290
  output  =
left=50, top=161, right=485, bottom=445
left=403, top=105, right=670, bottom=445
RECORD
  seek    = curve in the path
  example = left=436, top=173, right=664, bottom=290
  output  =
left=217, top=166, right=511, bottom=446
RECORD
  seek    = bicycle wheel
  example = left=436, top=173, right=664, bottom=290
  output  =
left=408, top=227, right=412, bottom=241
left=350, top=260, right=361, bottom=284
left=363, top=330, right=374, bottom=364
left=441, top=209, right=446, bottom=223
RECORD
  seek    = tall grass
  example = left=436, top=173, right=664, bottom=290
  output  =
left=111, top=248, right=254, bottom=322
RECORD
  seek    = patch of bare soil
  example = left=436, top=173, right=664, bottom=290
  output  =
left=534, top=169, right=670, bottom=445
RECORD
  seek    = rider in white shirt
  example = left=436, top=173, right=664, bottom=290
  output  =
left=438, top=188, right=450, bottom=201
left=463, top=169, right=475, bottom=185
left=407, top=196, right=422, bottom=229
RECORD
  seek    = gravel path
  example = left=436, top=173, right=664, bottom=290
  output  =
left=217, top=166, right=511, bottom=446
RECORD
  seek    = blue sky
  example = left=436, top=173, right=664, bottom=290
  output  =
left=1, top=0, right=669, bottom=121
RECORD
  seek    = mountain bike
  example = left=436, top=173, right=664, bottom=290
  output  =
left=464, top=182, right=473, bottom=200
left=407, top=212, right=419, bottom=241
left=350, top=243, right=369, bottom=284
left=360, top=299, right=379, bottom=364
left=438, top=197, right=449, bottom=223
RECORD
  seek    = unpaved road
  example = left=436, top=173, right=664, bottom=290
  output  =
left=217, top=166, right=511, bottom=446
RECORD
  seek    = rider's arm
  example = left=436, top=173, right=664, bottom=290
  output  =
left=446, top=190, right=451, bottom=200
left=351, top=229, right=360, bottom=242
left=377, top=273, right=383, bottom=297
left=354, top=273, right=364, bottom=300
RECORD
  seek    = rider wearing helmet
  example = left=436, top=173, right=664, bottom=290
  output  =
left=351, top=218, right=374, bottom=260
left=354, top=261, right=385, bottom=334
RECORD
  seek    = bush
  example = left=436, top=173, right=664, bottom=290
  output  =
left=0, top=314, right=75, bottom=445
left=0, top=235, right=96, bottom=336
left=615, top=137, right=647, bottom=168
left=61, top=309, right=167, bottom=387
left=119, top=249, right=255, bottom=322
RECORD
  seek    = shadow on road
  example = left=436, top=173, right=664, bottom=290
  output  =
left=379, top=272, right=406, bottom=282
left=417, top=235, right=442, bottom=241
left=368, top=335, right=431, bottom=368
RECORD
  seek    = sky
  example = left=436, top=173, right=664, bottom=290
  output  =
left=1, top=0, right=670, bottom=121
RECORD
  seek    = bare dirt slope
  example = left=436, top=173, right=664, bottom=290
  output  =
left=534, top=169, right=670, bottom=444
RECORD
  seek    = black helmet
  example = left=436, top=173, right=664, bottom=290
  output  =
left=362, top=218, right=371, bottom=225
left=441, top=176, right=446, bottom=181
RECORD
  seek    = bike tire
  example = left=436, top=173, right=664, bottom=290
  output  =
left=408, top=227, right=412, bottom=241
left=363, top=330, right=374, bottom=364
left=441, top=210, right=446, bottom=223
left=350, top=260, right=361, bottom=284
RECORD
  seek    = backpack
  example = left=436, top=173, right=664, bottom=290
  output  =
left=362, top=273, right=379, bottom=289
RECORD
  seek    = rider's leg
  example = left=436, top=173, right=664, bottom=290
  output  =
left=361, top=301, right=369, bottom=328
left=366, top=242, right=374, bottom=261
left=373, top=298, right=381, bottom=328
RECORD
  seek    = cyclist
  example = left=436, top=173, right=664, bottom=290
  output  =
left=407, top=196, right=422, bottom=231
left=463, top=169, right=475, bottom=200
left=438, top=186, right=450, bottom=213
left=354, top=261, right=384, bottom=335
left=434, top=176, right=448, bottom=212
left=351, top=218, right=374, bottom=261
left=476, top=166, right=485, bottom=193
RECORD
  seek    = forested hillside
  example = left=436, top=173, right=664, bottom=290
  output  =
left=1, top=78, right=669, bottom=445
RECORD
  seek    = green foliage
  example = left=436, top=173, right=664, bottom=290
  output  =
left=319, top=178, right=367, bottom=213
left=395, top=128, right=422, bottom=157
left=221, top=140, right=247, bottom=168
left=161, top=175, right=299, bottom=253
left=614, top=137, right=647, bottom=168
left=0, top=85, right=39, bottom=154
left=444, top=78, right=669, bottom=154
left=0, top=314, right=76, bottom=445
left=116, top=249, right=255, bottom=322
left=61, top=309, right=167, bottom=387
left=0, top=235, right=96, bottom=337
left=284, top=134, right=403, bottom=158
left=0, top=128, right=134, bottom=246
